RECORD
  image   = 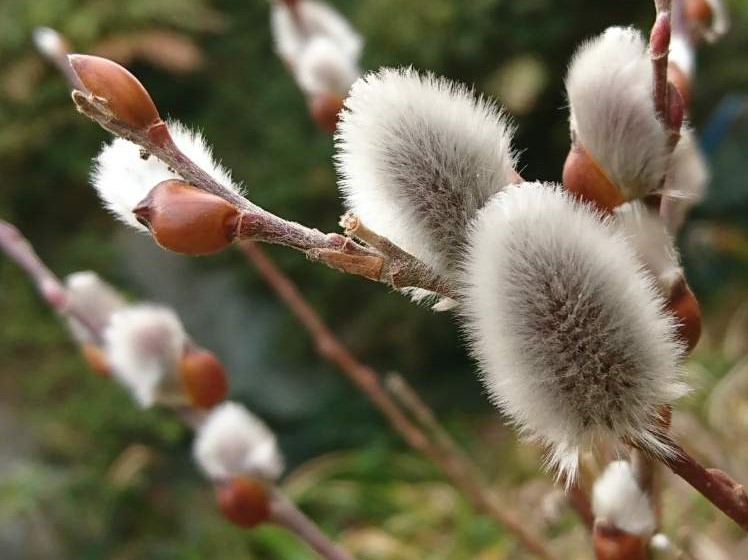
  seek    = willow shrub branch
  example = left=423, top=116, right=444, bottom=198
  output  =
left=239, top=242, right=558, bottom=560
left=67, top=63, right=455, bottom=300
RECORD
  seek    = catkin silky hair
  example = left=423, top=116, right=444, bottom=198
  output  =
left=461, top=183, right=686, bottom=481
left=336, top=67, right=517, bottom=280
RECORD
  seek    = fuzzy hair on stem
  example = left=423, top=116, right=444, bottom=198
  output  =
left=193, top=401, right=284, bottom=482
left=593, top=460, right=656, bottom=536
left=64, top=271, right=127, bottom=343
left=566, top=27, right=672, bottom=200
left=271, top=0, right=362, bottom=67
left=336, top=67, right=517, bottom=281
left=104, top=304, right=187, bottom=407
left=91, top=120, right=241, bottom=231
left=460, top=183, right=686, bottom=482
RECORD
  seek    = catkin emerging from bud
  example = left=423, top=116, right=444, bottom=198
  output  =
left=193, top=401, right=284, bottom=482
left=566, top=27, right=670, bottom=201
left=461, top=183, right=686, bottom=480
left=336, top=67, right=517, bottom=279
left=593, top=461, right=656, bottom=537
left=64, top=271, right=127, bottom=343
left=91, top=121, right=241, bottom=231
left=104, top=304, right=187, bottom=407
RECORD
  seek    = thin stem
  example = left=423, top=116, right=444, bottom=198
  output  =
left=70, top=90, right=456, bottom=299
left=239, top=241, right=558, bottom=560
left=655, top=436, right=748, bottom=532
left=269, top=488, right=356, bottom=560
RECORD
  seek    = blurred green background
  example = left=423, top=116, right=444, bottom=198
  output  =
left=1, top=1, right=748, bottom=558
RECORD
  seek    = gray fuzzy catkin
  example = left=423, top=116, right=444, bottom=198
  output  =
left=335, top=67, right=517, bottom=281
left=461, top=183, right=686, bottom=481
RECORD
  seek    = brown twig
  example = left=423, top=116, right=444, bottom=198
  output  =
left=269, top=488, right=356, bottom=560
left=239, top=241, right=558, bottom=560
left=655, top=437, right=748, bottom=532
left=70, top=90, right=456, bottom=300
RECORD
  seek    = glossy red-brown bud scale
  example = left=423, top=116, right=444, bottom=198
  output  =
left=686, top=0, right=713, bottom=25
left=667, top=277, right=702, bottom=353
left=180, top=347, right=228, bottom=410
left=310, top=93, right=345, bottom=135
left=81, top=343, right=111, bottom=378
left=69, top=54, right=160, bottom=130
left=593, top=522, right=648, bottom=560
left=562, top=143, right=626, bottom=213
left=134, top=180, right=240, bottom=256
left=215, top=478, right=271, bottom=528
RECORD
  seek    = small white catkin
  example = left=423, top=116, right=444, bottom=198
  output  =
left=91, top=120, right=240, bottom=231
left=614, top=201, right=682, bottom=295
left=271, top=0, right=362, bottom=66
left=32, top=27, right=66, bottom=59
left=663, top=130, right=709, bottom=232
left=104, top=304, right=186, bottom=407
left=336, top=67, right=517, bottom=280
left=64, top=271, right=127, bottom=343
left=566, top=27, right=670, bottom=200
left=592, top=460, right=656, bottom=536
left=193, top=401, right=284, bottom=482
left=271, top=0, right=362, bottom=98
left=461, top=183, right=686, bottom=482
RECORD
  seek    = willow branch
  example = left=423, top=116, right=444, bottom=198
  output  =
left=70, top=91, right=456, bottom=299
left=654, top=436, right=748, bottom=532
left=269, top=488, right=356, bottom=560
left=239, top=241, right=558, bottom=560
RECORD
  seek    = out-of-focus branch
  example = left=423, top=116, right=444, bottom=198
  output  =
left=239, top=241, right=559, bottom=560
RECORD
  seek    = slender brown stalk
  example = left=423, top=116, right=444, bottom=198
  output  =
left=70, top=88, right=455, bottom=299
left=655, top=437, right=748, bottom=531
left=239, top=241, right=558, bottom=560
left=269, top=488, right=356, bottom=560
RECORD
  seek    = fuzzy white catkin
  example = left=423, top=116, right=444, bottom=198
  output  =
left=663, top=130, right=709, bottom=232
left=461, top=183, right=686, bottom=481
left=615, top=201, right=682, bottom=295
left=104, top=304, right=186, bottom=407
left=193, top=401, right=284, bottom=482
left=271, top=0, right=362, bottom=98
left=592, top=461, right=656, bottom=536
left=336, top=67, right=517, bottom=280
left=32, top=27, right=65, bottom=59
left=91, top=120, right=240, bottom=231
left=64, top=271, right=127, bottom=343
left=566, top=27, right=670, bottom=200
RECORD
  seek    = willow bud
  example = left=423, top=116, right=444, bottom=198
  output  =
left=81, top=343, right=111, bottom=377
left=180, top=347, right=228, bottom=410
left=215, top=478, right=271, bottom=528
left=667, top=276, right=702, bottom=352
left=134, top=180, right=240, bottom=255
left=310, top=93, right=344, bottom=134
left=563, top=142, right=625, bottom=212
left=68, top=54, right=160, bottom=130
left=594, top=523, right=648, bottom=560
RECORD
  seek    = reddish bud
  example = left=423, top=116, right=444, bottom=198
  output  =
left=562, top=143, right=626, bottom=213
left=180, top=347, right=228, bottom=410
left=667, top=276, right=702, bottom=353
left=134, top=180, right=240, bottom=255
left=215, top=478, right=271, bottom=528
left=650, top=13, right=672, bottom=58
left=594, top=522, right=648, bottom=560
left=686, top=0, right=713, bottom=25
left=310, top=94, right=345, bottom=135
left=69, top=54, right=160, bottom=130
left=81, top=343, right=111, bottom=377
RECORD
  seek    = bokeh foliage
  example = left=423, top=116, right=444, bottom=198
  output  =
left=2, top=0, right=748, bottom=558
